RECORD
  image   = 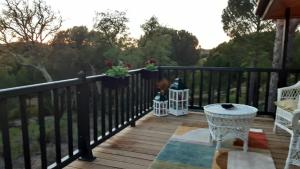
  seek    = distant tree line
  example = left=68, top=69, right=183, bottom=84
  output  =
left=0, top=0, right=202, bottom=89
left=1, top=0, right=300, bottom=91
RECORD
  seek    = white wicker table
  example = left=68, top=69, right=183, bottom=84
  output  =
left=204, top=104, right=257, bottom=152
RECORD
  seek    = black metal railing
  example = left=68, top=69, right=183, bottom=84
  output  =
left=1, top=66, right=300, bottom=169
left=0, top=69, right=156, bottom=169
left=159, top=66, right=300, bottom=115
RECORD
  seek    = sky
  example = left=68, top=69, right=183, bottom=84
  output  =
left=47, top=0, right=230, bottom=49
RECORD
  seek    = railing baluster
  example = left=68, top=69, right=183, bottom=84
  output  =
left=20, top=96, right=31, bottom=169
left=236, top=72, right=242, bottom=103
left=295, top=73, right=299, bottom=83
left=199, top=70, right=203, bottom=107
left=38, top=92, right=47, bottom=169
left=101, top=85, right=106, bottom=138
left=183, top=70, right=187, bottom=85
left=93, top=84, right=98, bottom=142
left=133, top=74, right=139, bottom=126
left=208, top=71, right=212, bottom=104
left=121, top=87, right=125, bottom=125
left=144, top=79, right=148, bottom=111
left=0, top=99, right=13, bottom=169
left=254, top=72, right=261, bottom=109
left=226, top=72, right=231, bottom=103
left=115, top=88, right=119, bottom=129
left=217, top=72, right=222, bottom=103
left=148, top=79, right=151, bottom=110
left=129, top=75, right=133, bottom=124
left=66, top=87, right=73, bottom=157
left=53, top=89, right=61, bottom=165
left=191, top=70, right=195, bottom=107
left=139, top=74, right=143, bottom=116
left=108, top=88, right=113, bottom=133
left=246, top=71, right=250, bottom=105
left=265, top=72, right=271, bottom=113
left=144, top=78, right=147, bottom=113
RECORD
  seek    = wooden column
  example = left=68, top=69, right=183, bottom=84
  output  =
left=278, top=8, right=291, bottom=87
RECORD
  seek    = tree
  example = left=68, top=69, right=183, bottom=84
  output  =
left=141, top=16, right=160, bottom=35
left=93, top=10, right=129, bottom=46
left=172, top=30, right=200, bottom=66
left=221, top=0, right=275, bottom=106
left=0, top=0, right=62, bottom=82
left=222, top=0, right=273, bottom=38
left=139, top=18, right=201, bottom=66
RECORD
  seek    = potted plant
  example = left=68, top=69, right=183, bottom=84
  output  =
left=102, top=60, right=131, bottom=89
left=141, top=58, right=158, bottom=79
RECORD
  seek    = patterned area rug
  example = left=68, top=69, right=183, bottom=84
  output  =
left=149, top=125, right=276, bottom=169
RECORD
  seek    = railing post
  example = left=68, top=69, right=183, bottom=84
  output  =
left=0, top=98, right=13, bottom=169
left=278, top=69, right=287, bottom=88
left=76, top=71, right=95, bottom=161
left=158, top=66, right=162, bottom=80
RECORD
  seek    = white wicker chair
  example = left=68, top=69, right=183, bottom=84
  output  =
left=274, top=82, right=300, bottom=134
left=284, top=114, right=300, bottom=169
left=273, top=81, right=300, bottom=169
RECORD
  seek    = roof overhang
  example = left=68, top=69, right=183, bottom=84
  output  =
left=256, top=0, right=300, bottom=19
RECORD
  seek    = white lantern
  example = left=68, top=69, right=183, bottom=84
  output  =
left=169, top=78, right=189, bottom=116
left=153, top=92, right=168, bottom=116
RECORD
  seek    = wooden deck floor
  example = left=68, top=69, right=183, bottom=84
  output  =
left=66, top=112, right=299, bottom=169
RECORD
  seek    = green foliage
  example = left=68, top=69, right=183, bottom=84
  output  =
left=141, top=16, right=160, bottom=35
left=139, top=22, right=201, bottom=66
left=145, top=64, right=157, bottom=71
left=105, top=66, right=129, bottom=77
left=93, top=10, right=129, bottom=46
left=205, top=31, right=275, bottom=68
left=222, top=0, right=273, bottom=38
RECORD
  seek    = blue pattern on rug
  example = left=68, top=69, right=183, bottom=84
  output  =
left=156, top=140, right=215, bottom=168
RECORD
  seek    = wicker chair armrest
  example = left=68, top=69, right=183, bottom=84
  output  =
left=292, top=110, right=300, bottom=129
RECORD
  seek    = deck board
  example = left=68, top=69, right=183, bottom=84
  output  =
left=67, top=112, right=300, bottom=169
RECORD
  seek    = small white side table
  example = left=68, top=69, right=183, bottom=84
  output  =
left=204, top=104, right=257, bottom=151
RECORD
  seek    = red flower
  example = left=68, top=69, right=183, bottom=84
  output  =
left=105, top=60, right=113, bottom=68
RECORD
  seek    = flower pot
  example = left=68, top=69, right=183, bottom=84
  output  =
left=102, top=76, right=129, bottom=89
left=141, top=69, right=158, bottom=79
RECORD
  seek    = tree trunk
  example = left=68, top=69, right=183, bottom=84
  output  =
left=37, top=65, right=53, bottom=82
left=268, top=19, right=300, bottom=113
left=89, top=64, right=101, bottom=95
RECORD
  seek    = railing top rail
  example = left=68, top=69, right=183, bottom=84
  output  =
left=1, top=66, right=299, bottom=98
left=0, top=68, right=143, bottom=98
left=0, top=78, right=80, bottom=98
left=158, top=66, right=300, bottom=72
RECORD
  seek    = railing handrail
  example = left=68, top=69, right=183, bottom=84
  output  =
left=0, top=68, right=143, bottom=98
left=158, top=66, right=300, bottom=72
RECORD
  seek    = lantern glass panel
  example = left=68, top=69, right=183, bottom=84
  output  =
left=178, top=93, right=183, bottom=101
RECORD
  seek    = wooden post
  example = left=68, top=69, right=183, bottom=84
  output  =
left=278, top=8, right=290, bottom=87
left=77, top=71, right=95, bottom=161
